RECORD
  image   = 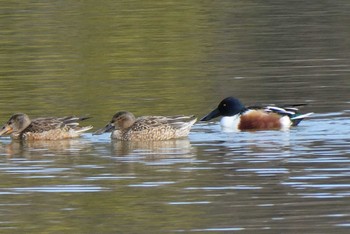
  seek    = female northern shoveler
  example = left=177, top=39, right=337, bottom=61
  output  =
left=94, top=111, right=197, bottom=141
left=0, top=113, right=93, bottom=140
left=200, top=96, right=313, bottom=131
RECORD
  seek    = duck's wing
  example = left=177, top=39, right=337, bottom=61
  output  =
left=27, top=116, right=91, bottom=132
left=247, top=104, right=312, bottom=126
left=247, top=104, right=306, bottom=116
left=133, top=115, right=196, bottom=130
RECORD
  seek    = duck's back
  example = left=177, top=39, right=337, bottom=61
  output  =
left=113, top=115, right=196, bottom=141
left=19, top=116, right=92, bottom=140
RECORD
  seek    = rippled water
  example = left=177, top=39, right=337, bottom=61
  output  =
left=1, top=113, right=350, bottom=233
left=0, top=1, right=350, bottom=233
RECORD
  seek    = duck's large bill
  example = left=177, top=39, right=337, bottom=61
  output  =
left=200, top=108, right=221, bottom=121
left=93, top=123, right=114, bottom=135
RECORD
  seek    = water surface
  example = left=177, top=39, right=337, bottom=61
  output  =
left=0, top=1, right=350, bottom=233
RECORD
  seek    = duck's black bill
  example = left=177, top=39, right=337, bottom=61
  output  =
left=200, top=108, right=221, bottom=121
left=93, top=123, right=114, bottom=135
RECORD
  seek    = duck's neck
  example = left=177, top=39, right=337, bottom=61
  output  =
left=119, top=117, right=135, bottom=130
left=13, top=121, right=32, bottom=139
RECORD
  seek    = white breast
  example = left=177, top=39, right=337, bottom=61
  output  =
left=279, top=115, right=292, bottom=130
left=220, top=115, right=240, bottom=132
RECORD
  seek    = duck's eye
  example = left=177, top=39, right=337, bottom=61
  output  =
left=223, top=104, right=227, bottom=107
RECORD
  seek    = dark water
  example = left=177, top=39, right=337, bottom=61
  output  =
left=0, top=1, right=350, bottom=233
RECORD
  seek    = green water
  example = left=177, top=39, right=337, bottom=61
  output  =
left=0, top=1, right=350, bottom=233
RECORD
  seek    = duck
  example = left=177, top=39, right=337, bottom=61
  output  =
left=93, top=111, right=197, bottom=141
left=200, top=96, right=313, bottom=131
left=0, top=113, right=93, bottom=140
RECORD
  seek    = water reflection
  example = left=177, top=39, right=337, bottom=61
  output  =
left=110, top=138, right=193, bottom=157
left=9, top=185, right=106, bottom=193
left=0, top=137, right=93, bottom=158
left=0, top=114, right=349, bottom=232
left=0, top=0, right=350, bottom=233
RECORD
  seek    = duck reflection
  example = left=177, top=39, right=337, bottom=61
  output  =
left=1, top=137, right=92, bottom=158
left=110, top=138, right=195, bottom=160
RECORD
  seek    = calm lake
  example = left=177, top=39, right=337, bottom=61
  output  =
left=0, top=1, right=350, bottom=233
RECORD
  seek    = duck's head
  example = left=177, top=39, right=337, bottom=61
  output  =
left=200, top=97, right=246, bottom=121
left=93, top=111, right=136, bottom=135
left=0, top=113, right=31, bottom=136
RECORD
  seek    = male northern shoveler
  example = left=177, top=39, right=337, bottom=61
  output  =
left=93, top=111, right=197, bottom=141
left=200, top=96, right=313, bottom=131
left=0, top=113, right=93, bottom=140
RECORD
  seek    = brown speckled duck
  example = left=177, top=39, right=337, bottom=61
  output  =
left=0, top=113, right=93, bottom=140
left=94, top=111, right=196, bottom=141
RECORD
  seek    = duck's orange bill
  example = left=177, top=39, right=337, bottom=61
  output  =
left=0, top=125, right=13, bottom=136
